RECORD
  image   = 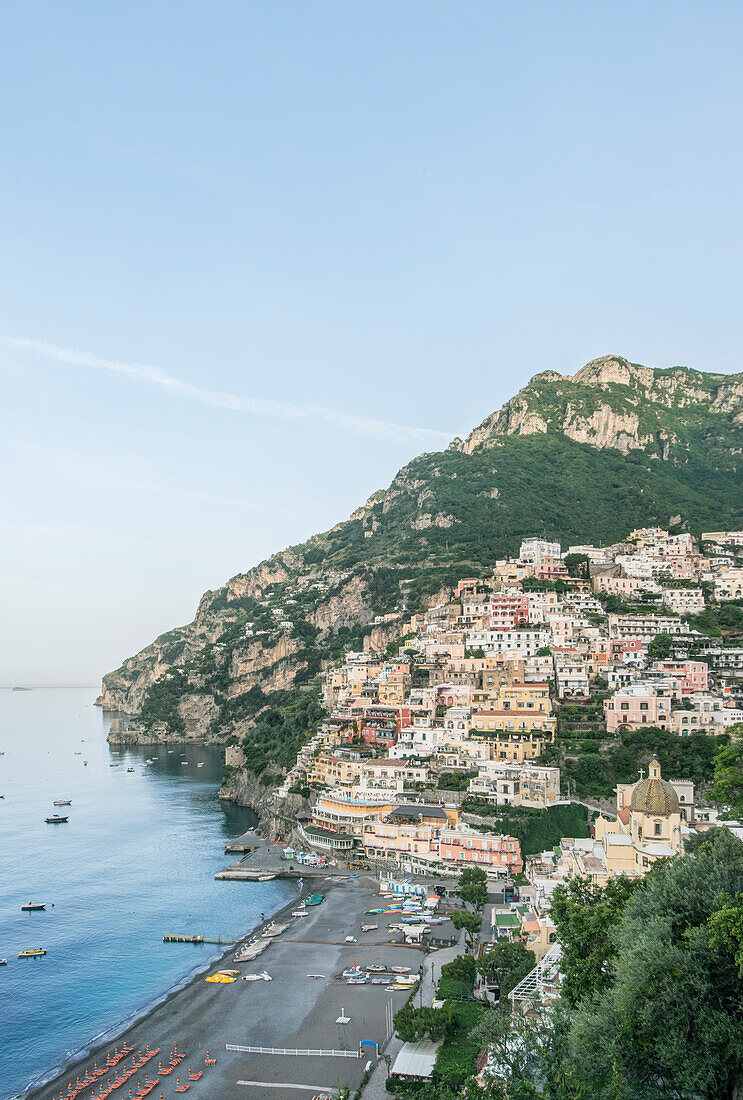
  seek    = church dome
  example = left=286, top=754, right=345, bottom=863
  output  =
left=630, top=759, right=679, bottom=815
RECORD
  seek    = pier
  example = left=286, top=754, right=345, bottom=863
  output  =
left=163, top=934, right=237, bottom=944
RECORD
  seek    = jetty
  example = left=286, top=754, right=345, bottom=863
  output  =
left=163, top=934, right=237, bottom=944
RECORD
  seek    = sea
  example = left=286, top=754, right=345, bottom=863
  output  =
left=0, top=688, right=296, bottom=1100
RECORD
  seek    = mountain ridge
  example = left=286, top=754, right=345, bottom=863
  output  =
left=100, top=355, right=743, bottom=763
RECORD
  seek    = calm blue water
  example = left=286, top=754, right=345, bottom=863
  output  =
left=0, top=688, right=295, bottom=1100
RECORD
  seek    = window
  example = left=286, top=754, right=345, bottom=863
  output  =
left=654, top=823, right=661, bottom=836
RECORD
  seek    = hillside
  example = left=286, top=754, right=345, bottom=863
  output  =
left=100, top=355, right=743, bottom=763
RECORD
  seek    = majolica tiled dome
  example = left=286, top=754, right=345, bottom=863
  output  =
left=630, top=759, right=679, bottom=815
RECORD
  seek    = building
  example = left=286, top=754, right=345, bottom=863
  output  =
left=661, top=588, right=705, bottom=615
left=594, top=759, right=685, bottom=875
left=553, top=653, right=590, bottom=698
left=672, top=694, right=727, bottom=736
left=519, top=538, right=561, bottom=564
left=648, top=660, right=708, bottom=695
left=311, top=789, right=397, bottom=837
left=439, top=825, right=523, bottom=874
left=468, top=762, right=561, bottom=808
left=604, top=683, right=672, bottom=732
left=714, top=568, right=743, bottom=601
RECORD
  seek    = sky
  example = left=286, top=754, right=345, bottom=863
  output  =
left=1, top=1, right=742, bottom=685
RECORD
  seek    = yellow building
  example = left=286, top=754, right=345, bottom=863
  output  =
left=307, top=753, right=364, bottom=789
left=593, top=759, right=684, bottom=877
left=311, top=789, right=397, bottom=837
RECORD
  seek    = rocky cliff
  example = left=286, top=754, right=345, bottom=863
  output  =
left=100, top=355, right=743, bottom=771
left=457, top=355, right=743, bottom=457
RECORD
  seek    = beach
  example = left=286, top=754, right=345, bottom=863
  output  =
left=26, top=877, right=425, bottom=1100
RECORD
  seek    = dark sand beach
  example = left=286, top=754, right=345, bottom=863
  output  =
left=26, top=877, right=423, bottom=1100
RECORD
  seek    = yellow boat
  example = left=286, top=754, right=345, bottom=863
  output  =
left=19, top=948, right=46, bottom=958
left=205, top=973, right=235, bottom=984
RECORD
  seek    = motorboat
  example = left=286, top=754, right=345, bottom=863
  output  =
left=366, top=963, right=387, bottom=971
left=19, top=947, right=46, bottom=957
left=342, top=966, right=363, bottom=978
left=21, top=902, right=46, bottom=911
left=390, top=965, right=411, bottom=974
left=197, top=762, right=204, bottom=767
left=205, top=973, right=235, bottom=983
left=45, top=814, right=69, bottom=824
left=127, top=767, right=135, bottom=772
left=0, top=959, right=6, bottom=965
left=242, top=971, right=272, bottom=982
left=53, top=800, right=72, bottom=806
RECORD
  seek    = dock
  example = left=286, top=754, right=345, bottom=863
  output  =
left=163, top=934, right=237, bottom=944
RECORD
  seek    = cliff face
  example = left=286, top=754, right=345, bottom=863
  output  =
left=100, top=354, right=743, bottom=760
left=457, top=356, right=743, bottom=458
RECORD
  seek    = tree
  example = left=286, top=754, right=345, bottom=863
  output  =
left=394, top=1001, right=457, bottom=1042
left=458, top=865, right=488, bottom=910
left=460, top=880, right=488, bottom=911
left=711, top=726, right=743, bottom=813
left=708, top=892, right=743, bottom=975
left=451, top=909, right=482, bottom=940
left=646, top=632, right=674, bottom=661
left=550, top=874, right=641, bottom=1007
left=460, top=866, right=488, bottom=884
left=563, top=553, right=590, bottom=579
left=477, top=941, right=536, bottom=999
left=567, top=830, right=743, bottom=1100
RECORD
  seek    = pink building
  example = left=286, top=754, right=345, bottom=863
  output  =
left=532, top=556, right=569, bottom=581
left=489, top=594, right=530, bottom=628
left=649, top=660, right=708, bottom=696
left=604, top=684, right=672, bottom=732
left=609, top=638, right=646, bottom=662
left=439, top=826, right=523, bottom=873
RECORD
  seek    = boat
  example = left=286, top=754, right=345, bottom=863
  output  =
left=347, top=976, right=367, bottom=985
left=242, top=971, right=272, bottom=982
left=342, top=967, right=363, bottom=978
left=307, top=973, right=325, bottom=979
left=218, top=969, right=239, bottom=976
left=367, top=963, right=387, bottom=972
left=390, top=965, right=411, bottom=974
left=83, top=761, right=88, bottom=766
left=361, top=924, right=378, bottom=932
left=127, top=767, right=135, bottom=773
left=305, top=893, right=325, bottom=906
left=370, top=976, right=390, bottom=984
left=205, top=973, right=235, bottom=983
left=0, top=959, right=6, bottom=966
left=19, top=948, right=46, bottom=957
left=45, top=814, right=69, bottom=823
left=21, top=902, right=46, bottom=911
left=53, top=800, right=72, bottom=806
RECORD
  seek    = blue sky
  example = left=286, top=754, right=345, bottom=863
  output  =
left=2, top=1, right=742, bottom=684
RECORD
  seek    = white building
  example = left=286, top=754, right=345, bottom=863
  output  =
left=519, top=538, right=561, bottom=564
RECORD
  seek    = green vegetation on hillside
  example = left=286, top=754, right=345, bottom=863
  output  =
left=462, top=801, right=590, bottom=856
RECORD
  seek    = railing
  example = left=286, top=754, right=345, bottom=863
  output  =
left=226, top=1044, right=360, bottom=1058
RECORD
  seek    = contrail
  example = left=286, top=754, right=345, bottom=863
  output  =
left=1, top=335, right=452, bottom=447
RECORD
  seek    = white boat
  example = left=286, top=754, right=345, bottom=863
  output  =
left=197, top=762, right=204, bottom=767
left=292, top=909, right=309, bottom=917
left=242, top=971, right=272, bottom=982
left=390, top=965, right=411, bottom=974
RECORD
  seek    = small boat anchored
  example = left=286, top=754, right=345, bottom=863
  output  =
left=45, top=814, right=69, bottom=824
left=19, top=948, right=46, bottom=958
left=21, top=902, right=47, bottom=912
left=53, top=800, right=72, bottom=806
